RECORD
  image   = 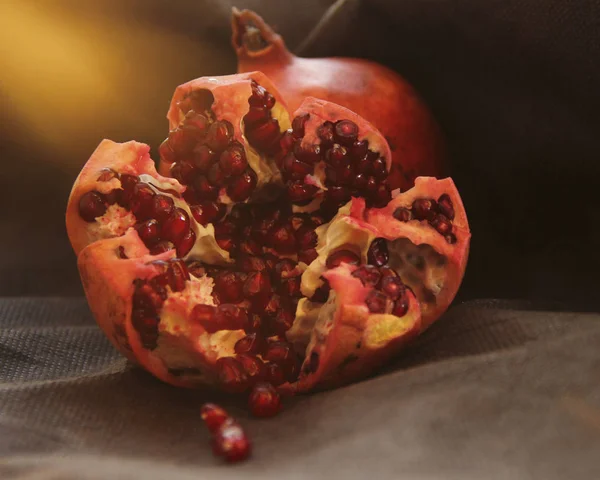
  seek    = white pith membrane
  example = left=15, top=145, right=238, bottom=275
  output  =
left=71, top=79, right=468, bottom=391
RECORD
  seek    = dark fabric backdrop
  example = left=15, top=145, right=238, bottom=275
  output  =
left=1, top=0, right=599, bottom=478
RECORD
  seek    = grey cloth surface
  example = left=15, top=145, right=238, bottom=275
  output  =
left=1, top=298, right=599, bottom=479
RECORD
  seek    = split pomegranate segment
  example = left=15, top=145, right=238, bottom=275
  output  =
left=66, top=72, right=470, bottom=398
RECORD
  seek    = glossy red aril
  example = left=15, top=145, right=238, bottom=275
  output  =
left=212, top=418, right=252, bottom=463
left=248, top=383, right=282, bottom=417
left=201, top=403, right=229, bottom=433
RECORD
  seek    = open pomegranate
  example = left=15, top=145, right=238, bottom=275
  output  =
left=231, top=8, right=446, bottom=191
left=66, top=72, right=470, bottom=394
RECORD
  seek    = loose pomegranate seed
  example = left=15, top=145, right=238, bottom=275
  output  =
left=380, top=276, right=406, bottom=300
left=190, top=201, right=225, bottom=226
left=214, top=271, right=245, bottom=303
left=216, top=236, right=236, bottom=252
left=326, top=249, right=361, bottom=269
left=248, top=383, right=282, bottom=418
left=78, top=191, right=107, bottom=222
left=265, top=362, right=285, bottom=386
left=237, top=353, right=266, bottom=383
left=279, top=276, right=302, bottom=299
left=216, top=357, right=250, bottom=393
left=227, top=169, right=257, bottom=201
left=205, top=120, right=234, bottom=151
left=234, top=333, right=265, bottom=355
left=200, top=403, right=229, bottom=434
left=294, top=143, right=321, bottom=165
left=149, top=240, right=175, bottom=255
left=268, top=224, right=297, bottom=254
left=215, top=304, right=250, bottom=331
left=393, top=207, right=412, bottom=222
left=239, top=237, right=263, bottom=256
left=429, top=213, right=452, bottom=236
left=437, top=193, right=455, bottom=220
left=351, top=265, right=382, bottom=287
left=298, top=248, right=318, bottom=265
left=412, top=198, right=437, bottom=221
left=288, top=182, right=318, bottom=204
left=219, top=143, right=248, bottom=176
left=211, top=418, right=252, bottom=463
left=365, top=290, right=390, bottom=313
left=243, top=271, right=272, bottom=299
left=264, top=294, right=283, bottom=318
left=176, top=228, right=195, bottom=257
left=292, top=113, right=309, bottom=138
left=161, top=208, right=190, bottom=243
left=191, top=145, right=217, bottom=173
left=367, top=238, right=389, bottom=267
left=334, top=120, right=359, bottom=146
left=392, top=296, right=409, bottom=317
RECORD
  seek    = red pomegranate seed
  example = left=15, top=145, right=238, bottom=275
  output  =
left=370, top=184, right=392, bottom=208
left=291, top=113, right=309, bottom=138
left=334, top=120, right=359, bottom=146
left=268, top=224, right=297, bottom=254
left=215, top=304, right=250, bottom=331
left=219, top=143, right=248, bottom=176
left=130, top=183, right=155, bottom=219
left=355, top=155, right=373, bottom=175
left=237, top=353, right=266, bottom=383
left=237, top=254, right=267, bottom=273
left=271, top=308, right=295, bottom=337
left=393, top=207, right=412, bottom=222
left=350, top=140, right=369, bottom=159
left=278, top=130, right=295, bottom=152
left=244, top=106, right=270, bottom=126
left=216, top=236, right=236, bottom=252
left=227, top=169, right=257, bottom=201
left=437, top=193, right=455, bottom=220
left=211, top=418, right=252, bottom=463
left=294, top=143, right=321, bottom=165
left=176, top=228, right=195, bottom=256
left=298, top=248, right=318, bottom=265
left=326, top=249, right=361, bottom=269
left=234, top=333, right=265, bottom=355
left=171, top=161, right=196, bottom=185
left=190, top=304, right=217, bottom=330
left=336, top=164, right=354, bottom=186
left=200, top=403, right=229, bottom=434
left=264, top=341, right=293, bottom=365
left=161, top=208, right=190, bottom=242
left=326, top=144, right=350, bottom=168
left=151, top=194, right=175, bottom=221
left=243, top=271, right=272, bottom=299
left=136, top=219, right=160, bottom=245
left=392, top=296, right=409, bottom=317
left=351, top=265, right=382, bottom=287
left=208, top=163, right=227, bottom=186
left=365, top=176, right=378, bottom=195
left=216, top=357, right=250, bottom=393
left=378, top=265, right=398, bottom=281
left=265, top=362, right=285, bottom=386
left=166, top=259, right=189, bottom=291
left=353, top=173, right=368, bottom=190
left=371, top=157, right=388, bottom=179
left=191, top=145, right=217, bottom=173
left=78, top=191, right=106, bottom=222
left=325, top=186, right=351, bottom=206
left=248, top=383, right=282, bottom=418
left=178, top=88, right=214, bottom=114
left=206, top=120, right=234, bottom=151
left=282, top=154, right=313, bottom=181
left=239, top=238, right=263, bottom=256
left=246, top=118, right=280, bottom=150
left=280, top=275, right=302, bottom=298
left=149, top=240, right=175, bottom=255
left=365, top=290, right=390, bottom=313
left=117, top=174, right=138, bottom=204
left=316, top=121, right=334, bottom=146
left=130, top=310, right=160, bottom=349
left=412, top=198, right=437, bottom=221
left=190, top=201, right=225, bottom=226
left=380, top=276, right=406, bottom=301
left=296, top=226, right=318, bottom=249
left=367, top=238, right=389, bottom=267
left=288, top=182, right=319, bottom=204
left=168, top=127, right=197, bottom=154
left=183, top=111, right=209, bottom=136
left=214, top=272, right=245, bottom=303
left=430, top=214, right=452, bottom=235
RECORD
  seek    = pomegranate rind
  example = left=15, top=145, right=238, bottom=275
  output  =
left=284, top=263, right=421, bottom=393
left=161, top=71, right=291, bottom=199
left=66, top=140, right=184, bottom=256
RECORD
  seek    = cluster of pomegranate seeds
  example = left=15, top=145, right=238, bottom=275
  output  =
left=78, top=170, right=196, bottom=256
left=201, top=403, right=252, bottom=463
left=354, top=265, right=410, bottom=317
left=277, top=114, right=392, bottom=211
left=130, top=259, right=190, bottom=349
left=393, top=193, right=457, bottom=244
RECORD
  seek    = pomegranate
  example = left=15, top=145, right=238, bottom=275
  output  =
left=231, top=8, right=446, bottom=191
left=66, top=72, right=470, bottom=396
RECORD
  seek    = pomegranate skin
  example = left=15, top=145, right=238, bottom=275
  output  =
left=232, top=8, right=447, bottom=191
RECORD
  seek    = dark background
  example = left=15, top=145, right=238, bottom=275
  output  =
left=1, top=0, right=599, bottom=309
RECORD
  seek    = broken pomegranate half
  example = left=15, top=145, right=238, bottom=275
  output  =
left=66, top=72, right=470, bottom=394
